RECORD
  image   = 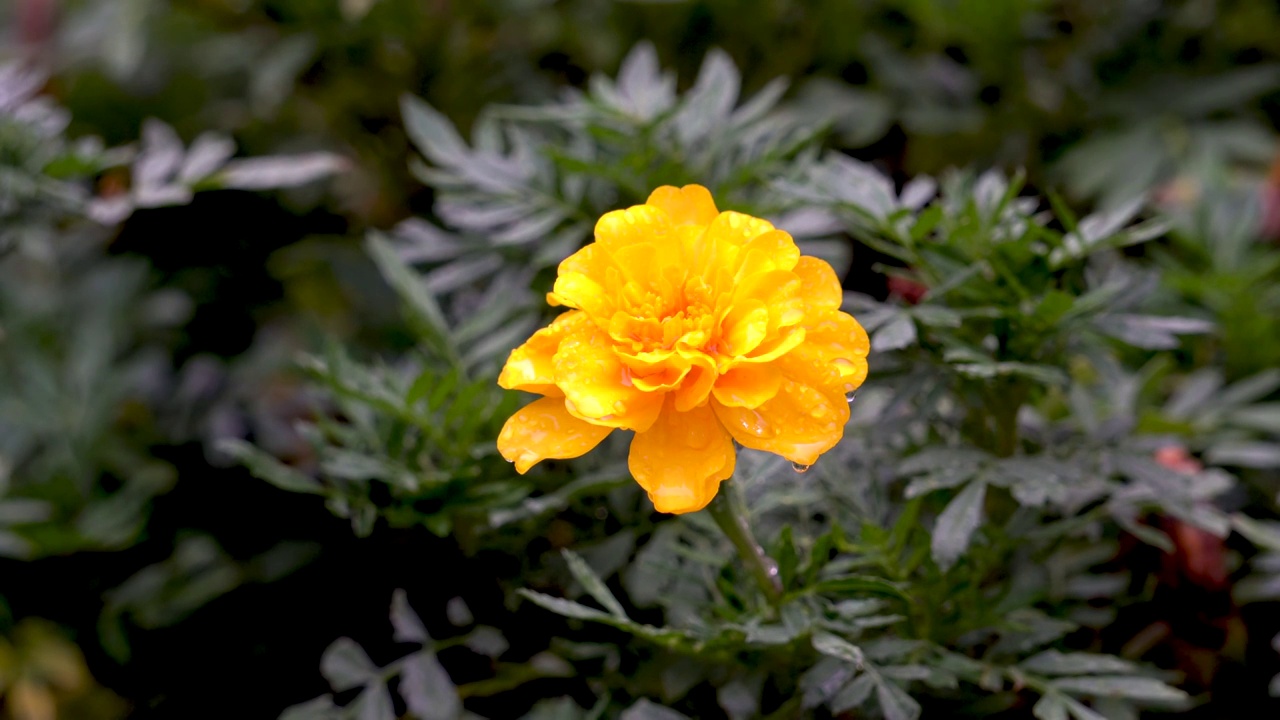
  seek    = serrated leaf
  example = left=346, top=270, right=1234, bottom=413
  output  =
left=931, top=480, right=986, bottom=571
left=320, top=638, right=378, bottom=691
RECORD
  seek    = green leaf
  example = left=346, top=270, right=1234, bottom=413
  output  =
left=365, top=233, right=463, bottom=369
left=1094, top=314, right=1214, bottom=350
left=217, top=439, right=323, bottom=495
left=931, top=480, right=987, bottom=571
left=518, top=589, right=615, bottom=623
left=391, top=589, right=430, bottom=644
left=320, top=638, right=378, bottom=692
left=1032, top=692, right=1069, bottom=720
left=1052, top=676, right=1190, bottom=706
left=1207, top=441, right=1280, bottom=469
left=400, top=94, right=469, bottom=165
left=1231, top=514, right=1280, bottom=552
left=672, top=48, right=740, bottom=146
left=561, top=549, right=628, bottom=620
left=401, top=649, right=461, bottom=720
left=1020, top=651, right=1139, bottom=676
left=872, top=313, right=917, bottom=352
left=831, top=674, right=876, bottom=713
left=217, top=153, right=346, bottom=190
left=619, top=699, right=689, bottom=720
left=812, top=632, right=866, bottom=667
left=352, top=684, right=395, bottom=720
left=807, top=575, right=911, bottom=602
left=873, top=674, right=922, bottom=720
left=278, top=695, right=341, bottom=720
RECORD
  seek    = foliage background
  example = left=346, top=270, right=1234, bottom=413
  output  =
left=3, top=0, right=1280, bottom=718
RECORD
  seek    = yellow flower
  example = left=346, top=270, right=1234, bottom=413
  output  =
left=497, top=185, right=869, bottom=514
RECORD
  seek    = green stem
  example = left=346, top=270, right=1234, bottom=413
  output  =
left=707, top=479, right=784, bottom=607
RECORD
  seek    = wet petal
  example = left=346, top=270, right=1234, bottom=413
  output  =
left=712, top=376, right=848, bottom=466
left=793, top=256, right=843, bottom=314
left=498, top=311, right=592, bottom=395
left=499, top=397, right=614, bottom=473
left=788, top=310, right=871, bottom=394
left=734, top=269, right=805, bottom=329
left=551, top=272, right=613, bottom=318
left=595, top=204, right=672, bottom=250
left=711, top=363, right=782, bottom=409
left=739, top=326, right=806, bottom=365
left=554, top=330, right=664, bottom=431
left=631, top=354, right=692, bottom=392
left=735, top=229, right=800, bottom=279
left=705, top=210, right=776, bottom=248
left=672, top=350, right=718, bottom=411
left=646, top=185, right=719, bottom=227
left=629, top=401, right=736, bottom=514
left=721, top=300, right=770, bottom=357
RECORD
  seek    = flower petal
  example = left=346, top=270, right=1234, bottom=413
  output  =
left=629, top=400, right=736, bottom=514
left=712, top=363, right=782, bottom=409
left=705, top=210, right=776, bottom=247
left=498, top=310, right=592, bottom=395
left=721, top=299, right=770, bottom=356
left=645, top=185, right=719, bottom=227
left=595, top=204, right=673, bottom=250
left=550, top=271, right=613, bottom=318
left=735, top=229, right=800, bottom=279
left=712, top=376, right=848, bottom=466
left=788, top=310, right=870, bottom=394
left=733, top=269, right=805, bottom=330
left=739, top=326, right=806, bottom=365
left=499, top=397, right=614, bottom=473
left=793, top=256, right=843, bottom=314
left=554, top=329, right=664, bottom=431
left=672, top=350, right=718, bottom=411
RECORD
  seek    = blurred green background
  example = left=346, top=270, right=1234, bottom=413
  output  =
left=2, top=0, right=1280, bottom=718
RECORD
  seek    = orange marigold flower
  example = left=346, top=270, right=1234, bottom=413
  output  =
left=497, top=185, right=870, bottom=514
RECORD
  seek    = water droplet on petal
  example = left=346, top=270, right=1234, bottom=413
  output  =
left=845, top=392, right=856, bottom=404
left=613, top=400, right=627, bottom=413
left=792, top=462, right=811, bottom=474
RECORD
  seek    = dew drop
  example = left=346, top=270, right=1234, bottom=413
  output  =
left=845, top=391, right=856, bottom=404
left=792, top=462, right=811, bottom=474
left=613, top=400, right=627, bottom=413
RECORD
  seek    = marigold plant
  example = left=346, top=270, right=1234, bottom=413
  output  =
left=496, top=185, right=869, bottom=513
